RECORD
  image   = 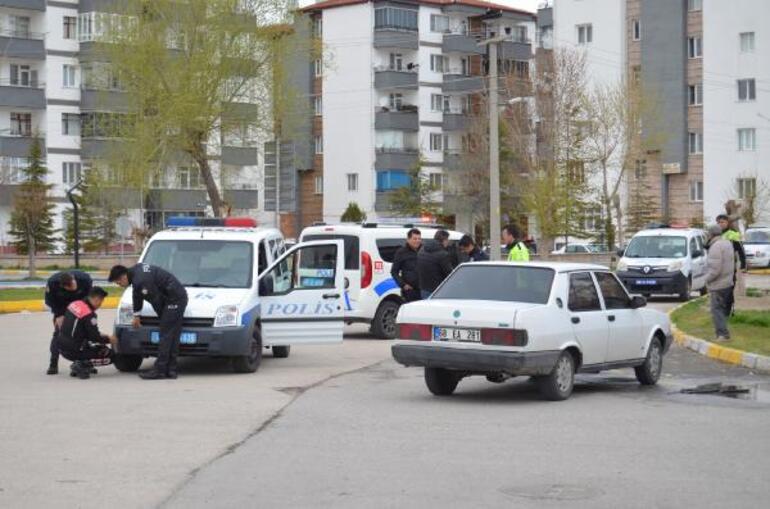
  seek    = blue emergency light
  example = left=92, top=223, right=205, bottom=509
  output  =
left=166, top=217, right=258, bottom=228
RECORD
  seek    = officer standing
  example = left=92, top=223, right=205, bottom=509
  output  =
left=57, top=287, right=116, bottom=379
left=44, top=270, right=92, bottom=375
left=391, top=228, right=422, bottom=302
left=502, top=224, right=530, bottom=262
left=109, top=264, right=188, bottom=380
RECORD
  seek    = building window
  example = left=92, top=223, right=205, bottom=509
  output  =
left=740, top=32, right=755, bottom=53
left=634, top=159, right=647, bottom=180
left=61, top=113, right=81, bottom=136
left=737, top=178, right=756, bottom=200
left=688, top=0, right=703, bottom=11
left=314, top=135, right=323, bottom=154
left=576, top=24, right=592, bottom=45
left=430, top=54, right=448, bottom=73
left=737, top=78, right=756, bottom=101
left=10, top=112, right=32, bottom=137
left=688, top=83, right=703, bottom=106
left=430, top=133, right=444, bottom=151
left=430, top=94, right=449, bottom=112
left=688, top=132, right=703, bottom=154
left=632, top=19, right=641, bottom=41
left=314, top=96, right=322, bottom=116
left=430, top=14, right=449, bottom=33
left=388, top=93, right=403, bottom=110
left=377, top=170, right=410, bottom=191
left=314, top=59, right=322, bottom=78
left=8, top=15, right=30, bottom=38
left=77, top=12, right=135, bottom=43
left=313, top=17, right=322, bottom=38
left=346, top=173, right=358, bottom=192
left=314, top=175, right=323, bottom=195
left=689, top=180, right=703, bottom=202
left=374, top=7, right=418, bottom=32
left=63, top=16, right=77, bottom=39
left=62, top=162, right=82, bottom=185
left=0, top=157, right=30, bottom=183
left=737, top=128, right=756, bottom=151
left=688, top=36, right=702, bottom=58
left=177, top=167, right=201, bottom=189
left=9, top=64, right=36, bottom=87
left=63, top=65, right=77, bottom=88
left=429, top=173, right=445, bottom=190
left=389, top=52, right=403, bottom=71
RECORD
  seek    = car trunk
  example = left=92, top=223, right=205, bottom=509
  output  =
left=399, top=299, right=542, bottom=330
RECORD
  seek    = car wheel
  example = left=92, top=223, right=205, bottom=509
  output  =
left=424, top=367, right=460, bottom=396
left=113, top=354, right=143, bottom=372
left=272, top=345, right=291, bottom=358
left=536, top=351, right=575, bottom=401
left=678, top=277, right=692, bottom=302
left=370, top=300, right=400, bottom=339
left=635, top=337, right=662, bottom=386
left=233, top=327, right=263, bottom=373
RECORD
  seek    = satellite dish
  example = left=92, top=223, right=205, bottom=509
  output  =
left=116, top=216, right=133, bottom=239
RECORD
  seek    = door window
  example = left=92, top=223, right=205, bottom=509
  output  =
left=258, top=241, right=268, bottom=273
left=262, top=244, right=338, bottom=295
left=689, top=237, right=698, bottom=258
left=568, top=272, right=602, bottom=312
left=594, top=272, right=631, bottom=309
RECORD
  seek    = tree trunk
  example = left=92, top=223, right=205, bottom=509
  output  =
left=614, top=199, right=624, bottom=246
left=604, top=198, right=615, bottom=252
left=28, top=234, right=36, bottom=279
left=191, top=142, right=224, bottom=218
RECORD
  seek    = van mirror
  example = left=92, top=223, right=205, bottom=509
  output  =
left=259, top=275, right=274, bottom=296
left=616, top=247, right=625, bottom=257
left=692, top=249, right=703, bottom=259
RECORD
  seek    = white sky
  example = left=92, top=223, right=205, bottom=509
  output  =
left=297, top=0, right=541, bottom=14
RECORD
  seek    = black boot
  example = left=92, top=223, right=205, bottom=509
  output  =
left=70, top=361, right=91, bottom=380
left=46, top=361, right=58, bottom=375
left=139, top=369, right=167, bottom=380
left=83, top=360, right=98, bottom=375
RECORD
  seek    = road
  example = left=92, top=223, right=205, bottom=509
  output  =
left=1, top=299, right=769, bottom=508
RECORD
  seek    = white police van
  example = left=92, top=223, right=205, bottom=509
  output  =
left=299, top=223, right=463, bottom=339
left=113, top=217, right=346, bottom=374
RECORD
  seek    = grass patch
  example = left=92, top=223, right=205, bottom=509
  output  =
left=671, top=297, right=770, bottom=356
left=0, top=286, right=122, bottom=302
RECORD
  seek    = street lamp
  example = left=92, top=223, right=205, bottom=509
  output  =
left=66, top=179, right=84, bottom=269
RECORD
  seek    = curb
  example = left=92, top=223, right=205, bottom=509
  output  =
left=747, top=268, right=770, bottom=275
left=669, top=299, right=770, bottom=375
left=0, top=296, right=120, bottom=314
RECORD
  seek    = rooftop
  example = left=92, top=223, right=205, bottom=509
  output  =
left=301, top=0, right=536, bottom=18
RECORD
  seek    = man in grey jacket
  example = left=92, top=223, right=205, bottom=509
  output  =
left=705, top=224, right=736, bottom=341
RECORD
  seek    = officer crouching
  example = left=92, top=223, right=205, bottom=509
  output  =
left=57, top=287, right=116, bottom=380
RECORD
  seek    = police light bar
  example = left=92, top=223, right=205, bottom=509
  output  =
left=166, top=217, right=258, bottom=228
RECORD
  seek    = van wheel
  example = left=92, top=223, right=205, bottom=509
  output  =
left=678, top=278, right=692, bottom=302
left=370, top=300, right=400, bottom=339
left=424, top=368, right=460, bottom=396
left=536, top=351, right=575, bottom=401
left=272, top=346, right=291, bottom=358
left=233, top=327, right=263, bottom=373
left=113, top=354, right=143, bottom=372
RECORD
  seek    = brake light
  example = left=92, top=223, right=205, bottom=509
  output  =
left=481, top=328, right=528, bottom=346
left=399, top=323, right=432, bottom=341
left=361, top=251, right=373, bottom=288
left=223, top=217, right=257, bottom=227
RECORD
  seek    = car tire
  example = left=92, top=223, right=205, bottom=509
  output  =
left=642, top=293, right=651, bottom=299
left=272, top=345, right=291, bottom=358
left=113, top=354, right=143, bottom=372
left=678, top=277, right=692, bottom=302
left=424, top=367, right=460, bottom=396
left=635, top=337, right=662, bottom=386
left=233, top=327, right=263, bottom=373
left=370, top=300, right=400, bottom=339
left=536, top=351, right=575, bottom=401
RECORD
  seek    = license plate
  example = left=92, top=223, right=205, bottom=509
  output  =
left=150, top=331, right=197, bottom=345
left=433, top=326, right=481, bottom=343
left=635, top=279, right=657, bottom=286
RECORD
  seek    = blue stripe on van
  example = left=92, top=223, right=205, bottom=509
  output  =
left=373, top=278, right=399, bottom=297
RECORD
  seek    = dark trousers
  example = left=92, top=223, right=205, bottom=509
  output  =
left=402, top=288, right=421, bottom=303
left=155, top=302, right=186, bottom=374
left=49, top=318, right=60, bottom=365
left=60, top=343, right=112, bottom=363
left=709, top=287, right=732, bottom=338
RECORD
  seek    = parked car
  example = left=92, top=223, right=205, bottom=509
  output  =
left=745, top=227, right=770, bottom=269
left=391, top=262, right=672, bottom=401
left=551, top=243, right=603, bottom=255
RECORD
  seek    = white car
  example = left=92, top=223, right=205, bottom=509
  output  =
left=550, top=243, right=603, bottom=255
left=392, top=262, right=672, bottom=401
left=745, top=227, right=770, bottom=269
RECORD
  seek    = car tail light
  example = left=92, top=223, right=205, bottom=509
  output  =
left=361, top=251, right=373, bottom=288
left=481, top=328, right=528, bottom=346
left=399, top=323, right=432, bottom=341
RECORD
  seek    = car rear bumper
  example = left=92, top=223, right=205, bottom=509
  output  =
left=616, top=270, right=687, bottom=295
left=391, top=343, right=560, bottom=376
left=115, top=325, right=253, bottom=357
left=746, top=256, right=769, bottom=268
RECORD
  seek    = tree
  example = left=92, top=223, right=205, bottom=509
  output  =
left=340, top=202, right=366, bottom=223
left=389, top=159, right=441, bottom=219
left=736, top=176, right=770, bottom=229
left=625, top=160, right=659, bottom=235
left=63, top=168, right=124, bottom=254
left=98, top=0, right=296, bottom=216
left=7, top=135, right=57, bottom=277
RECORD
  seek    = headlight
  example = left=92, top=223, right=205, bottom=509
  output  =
left=213, top=305, right=239, bottom=327
left=616, top=260, right=628, bottom=272
left=117, top=304, right=134, bottom=325
left=667, top=260, right=684, bottom=272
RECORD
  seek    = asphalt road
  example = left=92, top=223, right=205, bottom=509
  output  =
left=1, top=299, right=769, bottom=509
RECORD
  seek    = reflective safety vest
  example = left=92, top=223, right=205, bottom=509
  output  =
left=507, top=241, right=530, bottom=262
left=722, top=229, right=741, bottom=242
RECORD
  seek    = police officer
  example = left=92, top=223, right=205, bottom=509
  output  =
left=391, top=228, right=422, bottom=302
left=109, top=263, right=188, bottom=379
left=502, top=224, right=530, bottom=262
left=458, top=234, right=489, bottom=262
left=44, top=270, right=93, bottom=375
left=57, top=287, right=115, bottom=380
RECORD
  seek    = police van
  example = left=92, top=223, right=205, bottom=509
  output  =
left=299, top=223, right=463, bottom=339
left=113, top=217, right=346, bottom=374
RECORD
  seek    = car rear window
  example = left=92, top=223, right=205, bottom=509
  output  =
left=303, top=234, right=360, bottom=270
left=431, top=265, right=554, bottom=304
left=375, top=238, right=404, bottom=263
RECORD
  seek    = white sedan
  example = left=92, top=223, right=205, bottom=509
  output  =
left=391, top=262, right=672, bottom=401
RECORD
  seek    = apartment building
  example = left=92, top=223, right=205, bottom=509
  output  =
left=278, top=0, right=535, bottom=234
left=546, top=0, right=770, bottom=228
left=0, top=0, right=268, bottom=251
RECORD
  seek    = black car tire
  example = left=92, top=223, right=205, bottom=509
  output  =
left=678, top=277, right=692, bottom=302
left=272, top=345, right=291, bottom=358
left=233, top=327, right=263, bottom=373
left=424, top=367, right=460, bottom=396
left=370, top=300, right=400, bottom=339
left=635, top=337, right=663, bottom=386
left=113, top=354, right=143, bottom=372
left=536, top=351, right=575, bottom=401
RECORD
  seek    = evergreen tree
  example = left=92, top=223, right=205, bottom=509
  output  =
left=8, top=136, right=57, bottom=278
left=340, top=202, right=366, bottom=223
left=63, top=168, right=122, bottom=254
left=625, top=162, right=658, bottom=235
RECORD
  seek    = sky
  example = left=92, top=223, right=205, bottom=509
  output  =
left=297, top=0, right=542, bottom=13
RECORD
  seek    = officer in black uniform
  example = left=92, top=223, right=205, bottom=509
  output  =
left=57, top=287, right=115, bottom=380
left=109, top=263, right=188, bottom=380
left=44, top=270, right=92, bottom=375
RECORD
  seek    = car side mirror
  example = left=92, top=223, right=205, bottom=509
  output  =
left=630, top=295, right=647, bottom=309
left=616, top=248, right=625, bottom=257
left=259, top=275, right=274, bottom=296
left=692, top=250, right=703, bottom=259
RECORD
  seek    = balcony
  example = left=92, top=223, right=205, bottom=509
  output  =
left=375, top=147, right=419, bottom=171
left=0, top=29, right=45, bottom=60
left=442, top=74, right=484, bottom=94
left=221, top=146, right=258, bottom=166
left=442, top=33, right=484, bottom=55
left=0, top=81, right=45, bottom=109
left=146, top=189, right=208, bottom=211
left=0, top=133, right=45, bottom=158
left=0, top=0, right=45, bottom=10
left=442, top=109, right=470, bottom=131
left=500, top=39, right=533, bottom=60
left=374, top=191, right=396, bottom=212
left=81, top=139, right=123, bottom=159
left=224, top=189, right=259, bottom=210
left=81, top=88, right=130, bottom=112
left=443, top=150, right=464, bottom=171
left=374, top=29, right=418, bottom=50
left=374, top=67, right=418, bottom=90
left=375, top=106, right=418, bottom=131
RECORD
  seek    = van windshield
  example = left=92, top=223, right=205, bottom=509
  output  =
left=624, top=235, right=687, bottom=258
left=143, top=240, right=253, bottom=288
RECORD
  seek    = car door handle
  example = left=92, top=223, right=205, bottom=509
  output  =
left=571, top=316, right=580, bottom=324
left=608, top=315, right=616, bottom=322
left=322, top=293, right=340, bottom=300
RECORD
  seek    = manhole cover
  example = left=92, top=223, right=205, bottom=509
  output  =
left=500, top=483, right=603, bottom=501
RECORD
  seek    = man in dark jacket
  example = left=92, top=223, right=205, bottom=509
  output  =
left=109, top=263, right=188, bottom=380
left=44, top=270, right=92, bottom=375
left=391, top=228, right=422, bottom=302
left=57, top=287, right=116, bottom=379
left=458, top=234, right=489, bottom=262
left=417, top=230, right=454, bottom=299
